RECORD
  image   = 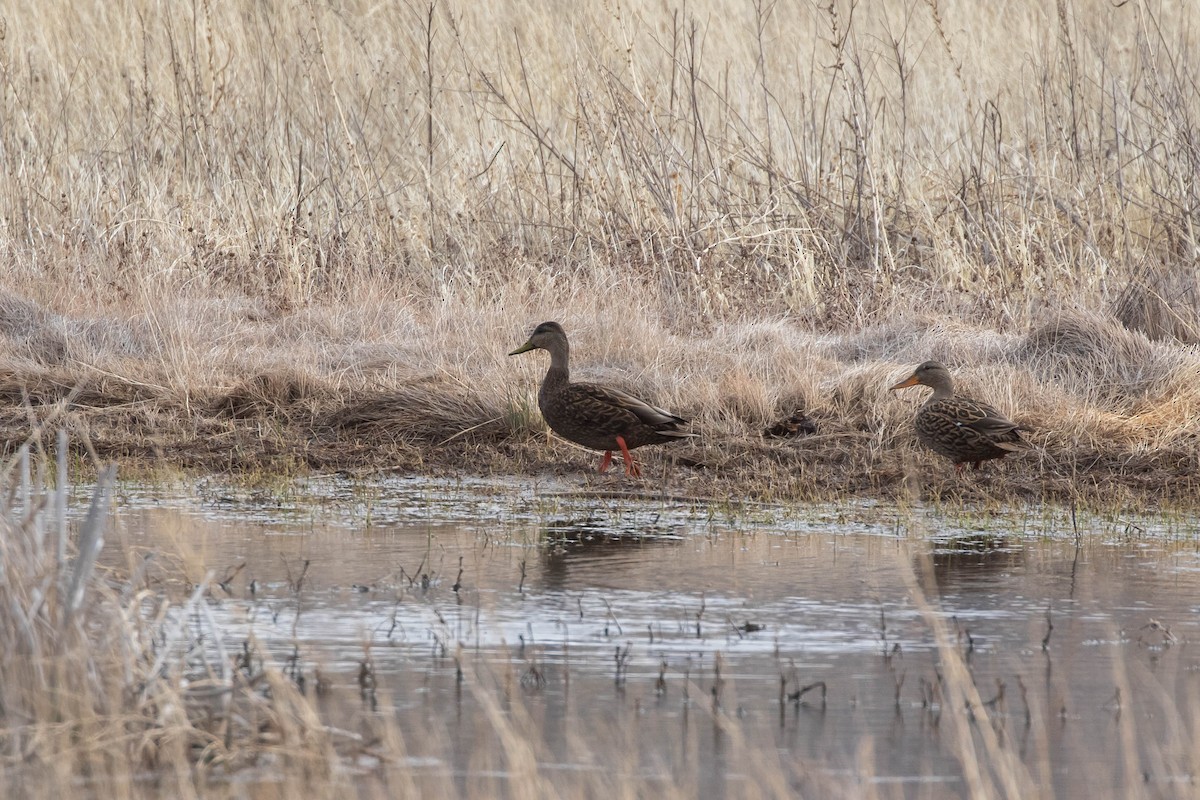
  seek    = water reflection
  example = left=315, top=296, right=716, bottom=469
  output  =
left=100, top=478, right=1200, bottom=798
left=924, top=534, right=1024, bottom=593
left=537, top=517, right=679, bottom=592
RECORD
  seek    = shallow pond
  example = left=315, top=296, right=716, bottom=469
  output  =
left=100, top=477, right=1200, bottom=798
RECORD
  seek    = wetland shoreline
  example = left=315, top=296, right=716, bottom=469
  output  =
left=2, top=349, right=1194, bottom=510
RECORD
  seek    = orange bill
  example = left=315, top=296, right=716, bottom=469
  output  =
left=889, top=374, right=920, bottom=391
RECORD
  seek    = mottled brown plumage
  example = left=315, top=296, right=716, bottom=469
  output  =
left=509, top=322, right=696, bottom=476
left=890, top=361, right=1027, bottom=471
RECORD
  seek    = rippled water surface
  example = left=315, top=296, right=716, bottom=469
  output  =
left=99, top=477, right=1200, bottom=798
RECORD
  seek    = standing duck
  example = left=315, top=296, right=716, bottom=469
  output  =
left=890, top=360, right=1027, bottom=471
left=509, top=322, right=696, bottom=477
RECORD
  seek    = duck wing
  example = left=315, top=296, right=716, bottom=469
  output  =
left=959, top=400, right=1025, bottom=441
left=564, top=382, right=693, bottom=436
left=920, top=397, right=1025, bottom=454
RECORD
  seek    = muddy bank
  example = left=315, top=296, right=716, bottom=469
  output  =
left=1, top=362, right=1195, bottom=508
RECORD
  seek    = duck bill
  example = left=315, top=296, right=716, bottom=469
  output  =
left=889, top=374, right=920, bottom=391
left=508, top=340, right=536, bottom=356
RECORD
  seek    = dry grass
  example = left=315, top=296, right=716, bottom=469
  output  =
left=0, top=440, right=347, bottom=798
left=1, top=0, right=1199, bottom=503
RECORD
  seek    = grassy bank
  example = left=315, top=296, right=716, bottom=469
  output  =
left=0, top=0, right=1197, bottom=504
left=0, top=301, right=1196, bottom=506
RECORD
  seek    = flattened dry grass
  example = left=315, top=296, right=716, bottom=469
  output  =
left=1, top=0, right=1199, bottom=504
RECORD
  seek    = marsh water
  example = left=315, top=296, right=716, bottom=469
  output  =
left=102, top=477, right=1200, bottom=798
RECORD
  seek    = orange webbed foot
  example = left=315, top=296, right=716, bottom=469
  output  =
left=616, top=436, right=641, bottom=477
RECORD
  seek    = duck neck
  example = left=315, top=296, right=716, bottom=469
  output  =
left=927, top=375, right=955, bottom=401
left=541, top=337, right=570, bottom=392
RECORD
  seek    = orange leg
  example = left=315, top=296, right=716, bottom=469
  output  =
left=616, top=436, right=640, bottom=477
left=597, top=450, right=614, bottom=473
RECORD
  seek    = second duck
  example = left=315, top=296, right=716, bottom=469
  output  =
left=890, top=360, right=1027, bottom=471
left=509, top=321, right=696, bottom=477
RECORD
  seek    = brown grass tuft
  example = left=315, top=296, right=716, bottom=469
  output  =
left=213, top=370, right=326, bottom=421
left=325, top=383, right=510, bottom=445
left=1113, top=269, right=1200, bottom=344
left=1019, top=313, right=1189, bottom=407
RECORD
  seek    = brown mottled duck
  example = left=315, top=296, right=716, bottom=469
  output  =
left=509, top=321, right=696, bottom=477
left=890, top=360, right=1027, bottom=471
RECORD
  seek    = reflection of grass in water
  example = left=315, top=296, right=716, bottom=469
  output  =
left=119, top=470, right=1200, bottom=555
left=898, top=515, right=1200, bottom=799
left=0, top=443, right=813, bottom=797
left=8, top=445, right=1200, bottom=798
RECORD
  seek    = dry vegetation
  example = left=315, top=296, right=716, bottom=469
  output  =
left=0, top=441, right=342, bottom=799
left=1, top=0, right=1199, bottom=504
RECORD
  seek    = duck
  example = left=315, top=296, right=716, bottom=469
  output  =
left=509, top=321, right=696, bottom=477
left=890, top=360, right=1027, bottom=471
